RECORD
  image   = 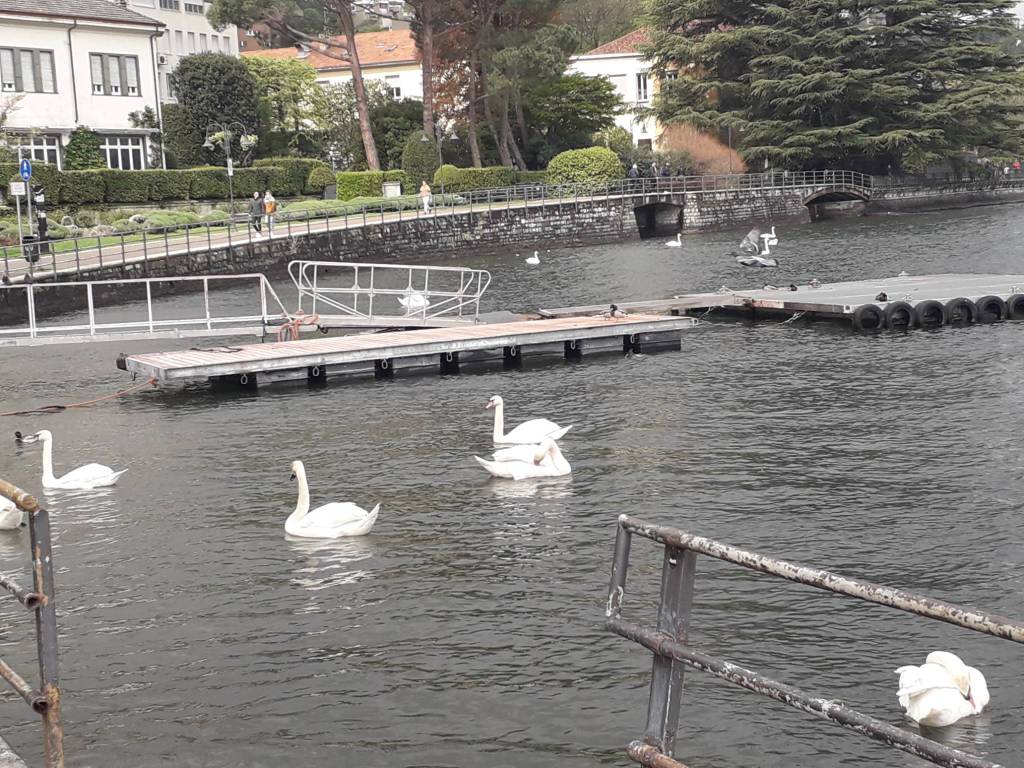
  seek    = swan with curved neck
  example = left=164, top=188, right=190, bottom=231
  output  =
left=474, top=438, right=571, bottom=479
left=0, top=497, right=24, bottom=530
left=33, top=430, right=126, bottom=490
left=286, top=460, right=378, bottom=538
left=895, top=651, right=989, bottom=727
left=665, top=233, right=682, bottom=247
left=487, top=395, right=571, bottom=445
left=525, top=251, right=540, bottom=265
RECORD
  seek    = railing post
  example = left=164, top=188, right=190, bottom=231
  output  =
left=87, top=283, right=95, bottom=336
left=29, top=504, right=64, bottom=768
left=27, top=284, right=36, bottom=338
left=643, top=545, right=697, bottom=758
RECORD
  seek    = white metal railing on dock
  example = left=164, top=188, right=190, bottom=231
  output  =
left=0, top=274, right=290, bottom=345
left=288, top=260, right=491, bottom=326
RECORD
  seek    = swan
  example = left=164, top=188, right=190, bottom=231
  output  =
left=474, top=438, right=571, bottom=479
left=665, top=233, right=682, bottom=247
left=525, top=251, right=540, bottom=265
left=487, top=395, right=571, bottom=445
left=286, top=460, right=378, bottom=539
left=32, top=430, right=126, bottom=490
left=0, top=498, right=24, bottom=530
left=736, top=253, right=778, bottom=268
left=762, top=226, right=778, bottom=248
left=895, top=651, right=989, bottom=727
left=398, top=290, right=430, bottom=313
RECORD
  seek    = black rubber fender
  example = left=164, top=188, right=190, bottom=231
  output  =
left=852, top=303, right=885, bottom=331
left=974, top=295, right=1007, bottom=323
left=883, top=301, right=917, bottom=330
left=915, top=300, right=946, bottom=328
left=1007, top=294, right=1024, bottom=320
left=944, top=297, right=977, bottom=326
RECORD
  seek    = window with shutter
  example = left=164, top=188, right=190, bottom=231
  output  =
left=0, top=49, right=14, bottom=92
left=90, top=54, right=104, bottom=94
left=107, top=56, right=121, bottom=94
left=125, top=57, right=139, bottom=95
left=19, top=51, right=35, bottom=92
left=39, top=51, right=55, bottom=93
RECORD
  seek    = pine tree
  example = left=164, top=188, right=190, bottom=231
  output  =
left=649, top=0, right=1024, bottom=172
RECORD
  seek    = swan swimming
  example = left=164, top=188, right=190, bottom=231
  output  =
left=398, top=290, right=430, bottom=313
left=474, top=438, right=571, bottom=479
left=525, top=251, right=540, bottom=265
left=487, top=395, right=571, bottom=445
left=32, top=430, right=126, bottom=490
left=665, top=233, right=682, bottom=247
left=0, top=497, right=24, bottom=530
left=286, top=460, right=379, bottom=539
left=738, top=226, right=779, bottom=266
left=895, top=651, right=989, bottom=727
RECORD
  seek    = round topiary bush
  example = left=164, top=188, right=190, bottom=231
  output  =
left=306, top=165, right=337, bottom=194
left=401, top=131, right=440, bottom=187
left=546, top=146, right=625, bottom=187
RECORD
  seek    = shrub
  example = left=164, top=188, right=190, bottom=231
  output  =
left=101, top=170, right=150, bottom=203
left=515, top=170, right=548, bottom=185
left=336, top=171, right=384, bottom=200
left=254, top=157, right=333, bottom=196
left=43, top=223, right=69, bottom=240
left=59, top=171, right=106, bottom=206
left=65, top=126, right=105, bottom=170
left=189, top=167, right=231, bottom=200
left=433, top=164, right=515, bottom=193
left=307, top=165, right=336, bottom=194
left=149, top=171, right=193, bottom=202
left=546, top=146, right=625, bottom=186
left=111, top=218, right=141, bottom=234
left=200, top=210, right=230, bottom=225
left=401, top=131, right=439, bottom=187
left=143, top=211, right=201, bottom=231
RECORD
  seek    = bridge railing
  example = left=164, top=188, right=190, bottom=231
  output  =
left=607, top=514, right=1022, bottom=768
left=0, top=170, right=871, bottom=283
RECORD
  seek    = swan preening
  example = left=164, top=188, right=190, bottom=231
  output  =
left=737, top=226, right=780, bottom=267
left=31, top=430, right=126, bottom=490
left=487, top=395, right=571, bottom=444
left=286, top=460, right=378, bottom=539
left=665, top=233, right=682, bottom=247
left=895, top=651, right=989, bottom=727
left=525, top=251, right=540, bottom=265
left=0, top=497, right=24, bottom=530
left=474, top=438, right=571, bottom=479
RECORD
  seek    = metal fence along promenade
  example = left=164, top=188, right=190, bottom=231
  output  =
left=0, top=171, right=874, bottom=282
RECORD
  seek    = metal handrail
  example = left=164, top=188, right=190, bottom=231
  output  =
left=0, top=480, right=63, bottom=768
left=0, top=274, right=290, bottom=343
left=0, top=170, right=873, bottom=282
left=288, top=260, right=492, bottom=324
left=607, top=514, right=1021, bottom=768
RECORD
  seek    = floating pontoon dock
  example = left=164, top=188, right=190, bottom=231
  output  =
left=540, top=273, right=1024, bottom=331
left=120, top=315, right=695, bottom=385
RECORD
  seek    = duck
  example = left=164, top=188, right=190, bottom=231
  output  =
left=525, top=251, right=540, bottom=265
left=487, top=395, right=571, bottom=445
left=474, top=438, right=571, bottom=480
left=604, top=304, right=629, bottom=319
left=665, top=233, right=682, bottom=247
left=895, top=651, right=989, bottom=727
left=14, top=431, right=36, bottom=446
left=0, top=497, right=25, bottom=530
left=32, top=430, right=126, bottom=490
left=398, top=290, right=430, bottom=313
left=808, top=278, right=821, bottom=289
left=286, top=460, right=379, bottom=539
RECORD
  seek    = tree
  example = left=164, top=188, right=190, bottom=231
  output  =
left=208, top=0, right=382, bottom=169
left=401, top=129, right=440, bottom=185
left=559, top=0, right=638, bottom=52
left=0, top=95, right=23, bottom=163
left=372, top=98, right=426, bottom=169
left=129, top=106, right=164, bottom=168
left=315, top=79, right=419, bottom=169
left=649, top=0, right=1024, bottom=173
left=244, top=56, right=324, bottom=152
left=168, top=53, right=261, bottom=167
left=523, top=73, right=621, bottom=165
left=64, top=126, right=105, bottom=170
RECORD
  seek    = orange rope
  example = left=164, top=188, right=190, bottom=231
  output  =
left=277, top=310, right=321, bottom=342
left=0, top=377, right=158, bottom=418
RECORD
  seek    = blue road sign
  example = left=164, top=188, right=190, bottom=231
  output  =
left=19, top=159, right=31, bottom=181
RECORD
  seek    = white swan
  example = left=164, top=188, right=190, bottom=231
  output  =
left=525, top=251, right=540, bottom=265
left=286, top=460, right=378, bottom=539
left=33, top=430, right=126, bottom=490
left=736, top=253, right=778, bottom=268
left=895, top=651, right=989, bottom=727
left=0, top=497, right=24, bottom=530
left=762, top=225, right=778, bottom=248
left=474, top=438, right=571, bottom=479
left=487, top=395, right=571, bottom=445
left=398, top=290, right=430, bottom=314
left=665, top=233, right=682, bottom=247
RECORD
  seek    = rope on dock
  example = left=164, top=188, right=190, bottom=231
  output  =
left=276, top=310, right=321, bottom=342
left=0, top=377, right=158, bottom=418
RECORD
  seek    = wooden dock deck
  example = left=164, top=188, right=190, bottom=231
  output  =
left=122, top=314, right=696, bottom=384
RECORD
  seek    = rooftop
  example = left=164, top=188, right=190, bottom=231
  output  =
left=0, top=0, right=163, bottom=26
left=583, top=28, right=651, bottom=56
left=242, top=29, right=418, bottom=71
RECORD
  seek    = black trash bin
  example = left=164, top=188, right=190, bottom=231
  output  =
left=22, top=234, right=39, bottom=264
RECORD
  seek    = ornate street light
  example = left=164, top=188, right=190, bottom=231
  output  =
left=203, top=121, right=256, bottom=212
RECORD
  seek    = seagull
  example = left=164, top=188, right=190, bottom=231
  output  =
left=525, top=251, right=540, bottom=265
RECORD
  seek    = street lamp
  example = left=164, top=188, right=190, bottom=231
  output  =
left=203, top=121, right=252, bottom=212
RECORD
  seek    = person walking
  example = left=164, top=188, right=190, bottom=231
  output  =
left=248, top=191, right=264, bottom=236
left=263, top=190, right=277, bottom=233
left=419, top=180, right=432, bottom=213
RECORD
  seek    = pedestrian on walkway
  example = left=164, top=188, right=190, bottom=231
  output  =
left=263, top=190, right=277, bottom=233
left=249, top=191, right=264, bottom=235
left=419, top=180, right=432, bottom=213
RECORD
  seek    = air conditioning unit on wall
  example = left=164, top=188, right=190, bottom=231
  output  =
left=158, top=54, right=169, bottom=65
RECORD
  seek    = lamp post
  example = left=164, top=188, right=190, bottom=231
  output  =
left=202, top=121, right=250, bottom=213
left=421, top=122, right=447, bottom=194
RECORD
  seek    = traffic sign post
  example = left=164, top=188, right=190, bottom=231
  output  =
left=19, top=158, right=32, bottom=181
left=8, top=181, right=24, bottom=268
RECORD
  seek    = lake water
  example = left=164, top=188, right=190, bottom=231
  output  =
left=1, top=205, right=1023, bottom=767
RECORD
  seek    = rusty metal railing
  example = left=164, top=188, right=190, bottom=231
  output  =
left=606, top=515, right=1024, bottom=768
left=0, top=480, right=63, bottom=768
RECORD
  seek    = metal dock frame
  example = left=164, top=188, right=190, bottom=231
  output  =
left=606, top=514, right=1024, bottom=768
left=0, top=480, right=63, bottom=768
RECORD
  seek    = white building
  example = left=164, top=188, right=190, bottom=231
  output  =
left=126, top=0, right=238, bottom=102
left=0, top=0, right=165, bottom=170
left=569, top=29, right=661, bottom=150
left=243, top=29, right=421, bottom=102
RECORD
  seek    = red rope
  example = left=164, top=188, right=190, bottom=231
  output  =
left=277, top=310, right=321, bottom=342
left=0, top=378, right=158, bottom=418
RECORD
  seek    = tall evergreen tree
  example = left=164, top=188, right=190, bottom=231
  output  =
left=649, top=0, right=1024, bottom=172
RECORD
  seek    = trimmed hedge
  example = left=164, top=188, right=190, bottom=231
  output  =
left=59, top=171, right=106, bottom=205
left=515, top=170, right=548, bottom=185
left=546, top=146, right=625, bottom=186
left=254, top=157, right=333, bottom=195
left=100, top=170, right=150, bottom=203
left=433, top=164, right=515, bottom=193
left=149, top=171, right=192, bottom=202
left=336, top=171, right=384, bottom=200
left=279, top=193, right=462, bottom=220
